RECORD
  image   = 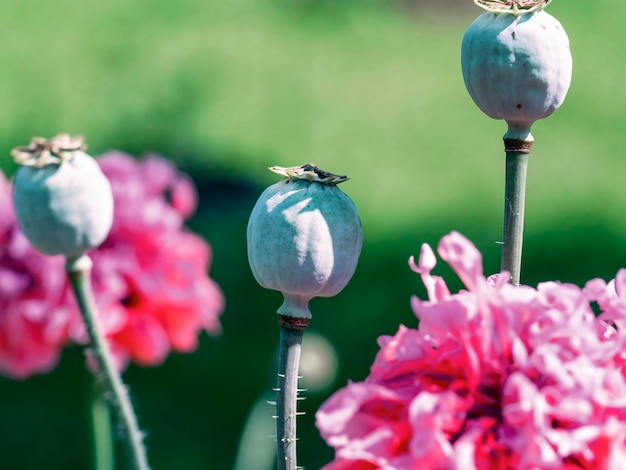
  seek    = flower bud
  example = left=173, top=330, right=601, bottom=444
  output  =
left=11, top=134, right=114, bottom=258
left=461, top=4, right=572, bottom=139
left=247, top=164, right=362, bottom=319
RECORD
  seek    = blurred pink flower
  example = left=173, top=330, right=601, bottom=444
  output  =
left=0, top=152, right=224, bottom=378
left=317, top=232, right=626, bottom=469
left=0, top=172, right=70, bottom=379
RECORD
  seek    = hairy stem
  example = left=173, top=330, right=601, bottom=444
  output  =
left=276, top=316, right=308, bottom=470
left=67, top=254, right=150, bottom=470
left=501, top=138, right=532, bottom=285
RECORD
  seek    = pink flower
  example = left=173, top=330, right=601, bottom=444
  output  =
left=0, top=152, right=223, bottom=378
left=0, top=171, right=71, bottom=379
left=317, top=232, right=626, bottom=469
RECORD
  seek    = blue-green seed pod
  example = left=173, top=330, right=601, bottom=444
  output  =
left=461, top=6, right=572, bottom=140
left=12, top=135, right=113, bottom=258
left=247, top=164, right=362, bottom=319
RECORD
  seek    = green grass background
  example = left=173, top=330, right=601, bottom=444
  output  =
left=0, top=0, right=625, bottom=468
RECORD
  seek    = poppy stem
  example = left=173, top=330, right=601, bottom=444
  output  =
left=501, top=137, right=532, bottom=285
left=90, top=374, right=114, bottom=470
left=276, top=316, right=308, bottom=470
left=67, top=254, right=150, bottom=470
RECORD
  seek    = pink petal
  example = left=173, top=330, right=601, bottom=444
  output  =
left=409, top=243, right=450, bottom=301
left=437, top=231, right=484, bottom=291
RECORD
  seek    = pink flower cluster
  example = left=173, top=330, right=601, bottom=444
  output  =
left=317, top=232, right=626, bottom=469
left=0, top=152, right=224, bottom=379
left=0, top=173, right=70, bottom=378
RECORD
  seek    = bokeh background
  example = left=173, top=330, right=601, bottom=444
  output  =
left=1, top=0, right=625, bottom=468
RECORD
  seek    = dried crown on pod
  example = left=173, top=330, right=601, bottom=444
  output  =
left=461, top=0, right=572, bottom=140
left=247, top=164, right=363, bottom=319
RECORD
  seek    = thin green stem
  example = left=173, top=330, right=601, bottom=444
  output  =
left=67, top=254, right=150, bottom=470
left=276, top=316, right=308, bottom=470
left=90, top=375, right=114, bottom=470
left=501, top=138, right=532, bottom=285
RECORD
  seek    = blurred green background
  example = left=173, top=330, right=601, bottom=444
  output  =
left=1, top=0, right=625, bottom=468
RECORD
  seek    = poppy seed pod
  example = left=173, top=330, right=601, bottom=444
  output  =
left=461, top=5, right=572, bottom=140
left=247, top=164, right=362, bottom=320
left=12, top=134, right=114, bottom=258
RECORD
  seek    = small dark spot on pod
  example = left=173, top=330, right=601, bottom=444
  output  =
left=516, top=104, right=522, bottom=109
left=511, top=31, right=516, bottom=39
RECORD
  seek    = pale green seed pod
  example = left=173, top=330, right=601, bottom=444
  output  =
left=461, top=7, right=572, bottom=139
left=247, top=164, right=362, bottom=319
left=11, top=134, right=113, bottom=258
